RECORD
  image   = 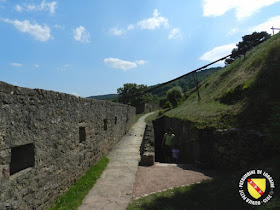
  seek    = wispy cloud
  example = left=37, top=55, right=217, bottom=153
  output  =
left=53, top=24, right=64, bottom=29
left=34, top=64, right=40, bottom=68
left=10, top=62, right=22, bottom=67
left=200, top=43, right=236, bottom=65
left=249, top=15, right=280, bottom=34
left=104, top=58, right=147, bottom=71
left=73, top=26, right=90, bottom=43
left=135, top=60, right=147, bottom=65
left=15, top=0, right=57, bottom=14
left=168, top=28, right=183, bottom=40
left=227, top=28, right=240, bottom=36
left=2, top=19, right=51, bottom=42
left=137, top=9, right=169, bottom=30
left=110, top=27, right=126, bottom=36
left=127, top=24, right=134, bottom=31
left=57, top=64, right=70, bottom=71
left=202, top=0, right=280, bottom=20
left=15, top=5, right=22, bottom=12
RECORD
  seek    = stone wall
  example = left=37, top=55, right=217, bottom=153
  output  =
left=139, top=123, right=155, bottom=166
left=0, top=81, right=136, bottom=209
left=136, top=103, right=160, bottom=114
left=153, top=116, right=275, bottom=168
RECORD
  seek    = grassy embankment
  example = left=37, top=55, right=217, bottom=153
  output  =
left=128, top=33, right=280, bottom=209
left=164, top=33, right=280, bottom=131
left=50, top=157, right=109, bottom=210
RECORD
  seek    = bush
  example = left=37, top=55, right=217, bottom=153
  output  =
left=166, top=86, right=183, bottom=108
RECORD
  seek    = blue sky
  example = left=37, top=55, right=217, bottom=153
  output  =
left=1, top=0, right=280, bottom=97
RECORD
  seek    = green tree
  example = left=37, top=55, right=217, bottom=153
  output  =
left=225, top=31, right=271, bottom=66
left=117, top=83, right=153, bottom=107
left=166, top=86, right=183, bottom=108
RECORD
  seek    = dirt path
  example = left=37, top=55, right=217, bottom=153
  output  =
left=132, top=163, right=217, bottom=199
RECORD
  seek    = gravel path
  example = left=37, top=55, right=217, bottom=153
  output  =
left=132, top=163, right=217, bottom=199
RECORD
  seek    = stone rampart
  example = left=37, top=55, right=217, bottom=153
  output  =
left=0, top=81, right=135, bottom=209
left=136, top=103, right=160, bottom=114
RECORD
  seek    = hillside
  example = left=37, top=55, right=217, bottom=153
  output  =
left=163, top=33, right=280, bottom=134
left=87, top=94, right=118, bottom=101
left=150, top=67, right=222, bottom=97
left=88, top=67, right=222, bottom=101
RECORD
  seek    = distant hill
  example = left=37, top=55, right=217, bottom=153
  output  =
left=87, top=94, right=118, bottom=101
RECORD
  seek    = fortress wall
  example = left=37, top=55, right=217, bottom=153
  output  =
left=0, top=81, right=136, bottom=209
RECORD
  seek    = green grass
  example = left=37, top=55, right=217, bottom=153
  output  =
left=128, top=156, right=280, bottom=210
left=136, top=113, right=146, bottom=122
left=144, top=110, right=162, bottom=123
left=49, top=156, right=109, bottom=210
left=161, top=33, right=280, bottom=130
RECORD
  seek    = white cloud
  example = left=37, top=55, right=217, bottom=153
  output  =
left=57, top=64, right=70, bottom=71
left=137, top=9, right=169, bottom=30
left=127, top=24, right=134, bottom=31
left=104, top=58, right=146, bottom=71
left=10, top=62, right=22, bottom=67
left=110, top=27, right=126, bottom=36
left=53, top=24, right=64, bottom=29
left=34, top=64, right=39, bottom=68
left=200, top=43, right=236, bottom=64
left=16, top=0, right=57, bottom=14
left=73, top=26, right=90, bottom=43
left=249, top=15, right=280, bottom=34
left=135, top=60, right=147, bottom=65
left=2, top=19, right=51, bottom=42
left=15, top=5, right=22, bottom=12
left=202, top=0, right=280, bottom=20
left=227, top=28, right=240, bottom=36
left=168, top=28, right=183, bottom=40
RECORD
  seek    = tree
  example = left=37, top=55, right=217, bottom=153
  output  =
left=166, top=86, right=183, bottom=108
left=225, top=31, right=271, bottom=66
left=117, top=83, right=153, bottom=107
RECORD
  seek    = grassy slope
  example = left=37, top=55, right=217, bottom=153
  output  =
left=164, top=33, right=280, bottom=130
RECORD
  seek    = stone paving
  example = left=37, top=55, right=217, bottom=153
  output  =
left=78, top=113, right=153, bottom=210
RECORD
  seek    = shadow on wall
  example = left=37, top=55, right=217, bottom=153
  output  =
left=152, top=116, right=213, bottom=165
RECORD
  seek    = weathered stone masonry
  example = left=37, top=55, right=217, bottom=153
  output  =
left=0, top=81, right=136, bottom=209
left=153, top=116, right=275, bottom=168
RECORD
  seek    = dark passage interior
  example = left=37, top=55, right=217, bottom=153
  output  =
left=10, top=143, right=35, bottom=175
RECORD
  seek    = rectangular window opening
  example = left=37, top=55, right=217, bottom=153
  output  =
left=104, top=119, right=108, bottom=131
left=10, top=143, right=35, bottom=175
left=115, top=117, right=117, bottom=125
left=79, top=127, right=86, bottom=143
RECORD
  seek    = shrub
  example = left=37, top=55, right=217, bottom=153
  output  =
left=166, top=86, right=183, bottom=108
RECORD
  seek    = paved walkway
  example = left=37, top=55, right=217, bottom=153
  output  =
left=79, top=113, right=153, bottom=210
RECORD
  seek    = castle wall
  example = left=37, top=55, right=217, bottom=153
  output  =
left=0, top=81, right=135, bottom=209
